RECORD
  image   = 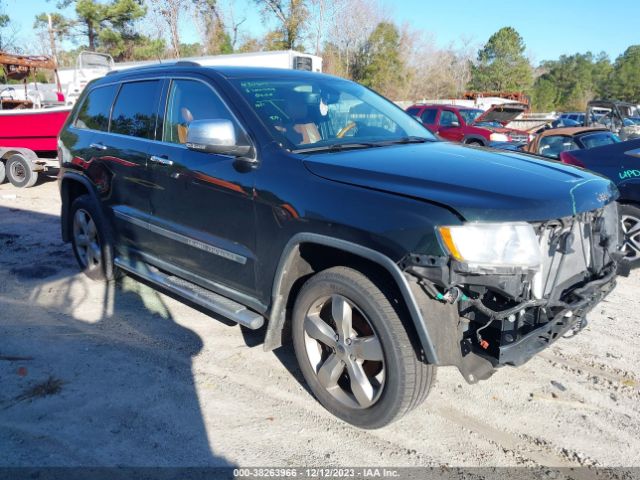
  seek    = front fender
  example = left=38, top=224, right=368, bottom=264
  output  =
left=264, top=233, right=440, bottom=364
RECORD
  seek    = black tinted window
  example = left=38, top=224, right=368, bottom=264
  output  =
left=75, top=84, right=117, bottom=131
left=421, top=109, right=438, bottom=124
left=110, top=81, right=161, bottom=139
left=163, top=79, right=239, bottom=145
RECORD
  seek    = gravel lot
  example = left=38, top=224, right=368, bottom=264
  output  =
left=1, top=178, right=639, bottom=469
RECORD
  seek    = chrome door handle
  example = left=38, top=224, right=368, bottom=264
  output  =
left=90, top=143, right=108, bottom=151
left=149, top=155, right=174, bottom=166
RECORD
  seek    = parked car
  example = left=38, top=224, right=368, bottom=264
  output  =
left=59, top=64, right=621, bottom=428
left=523, top=126, right=620, bottom=159
left=405, top=103, right=531, bottom=145
left=586, top=100, right=640, bottom=141
left=558, top=112, right=586, bottom=125
left=554, top=139, right=640, bottom=263
left=494, top=126, right=639, bottom=264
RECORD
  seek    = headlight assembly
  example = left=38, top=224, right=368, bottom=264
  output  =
left=437, top=223, right=541, bottom=269
left=489, top=133, right=509, bottom=142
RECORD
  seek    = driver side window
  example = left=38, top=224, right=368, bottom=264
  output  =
left=439, top=110, right=459, bottom=127
left=163, top=79, right=240, bottom=145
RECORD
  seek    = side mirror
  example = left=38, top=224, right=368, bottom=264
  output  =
left=186, top=119, right=253, bottom=158
left=450, top=121, right=460, bottom=127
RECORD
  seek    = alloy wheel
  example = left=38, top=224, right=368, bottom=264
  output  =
left=73, top=209, right=102, bottom=270
left=303, top=294, right=385, bottom=409
left=621, top=214, right=640, bottom=261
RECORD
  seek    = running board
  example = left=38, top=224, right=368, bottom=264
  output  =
left=114, top=257, right=264, bottom=330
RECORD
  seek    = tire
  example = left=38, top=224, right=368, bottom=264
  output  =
left=69, top=194, right=119, bottom=281
left=292, top=266, right=435, bottom=428
left=6, top=154, right=38, bottom=188
left=465, top=139, right=484, bottom=146
left=0, top=161, right=5, bottom=184
left=619, top=203, right=640, bottom=265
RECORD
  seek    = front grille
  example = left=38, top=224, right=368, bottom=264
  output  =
left=510, top=133, right=528, bottom=143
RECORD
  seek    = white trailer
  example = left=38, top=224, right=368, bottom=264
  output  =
left=57, top=50, right=322, bottom=106
left=113, top=50, right=322, bottom=73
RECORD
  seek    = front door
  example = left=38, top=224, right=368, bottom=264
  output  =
left=437, top=110, right=465, bottom=142
left=145, top=77, right=258, bottom=297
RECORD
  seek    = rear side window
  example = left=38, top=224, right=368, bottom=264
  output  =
left=110, top=80, right=162, bottom=139
left=406, top=107, right=420, bottom=117
left=75, top=84, right=117, bottom=131
left=421, top=109, right=438, bottom=124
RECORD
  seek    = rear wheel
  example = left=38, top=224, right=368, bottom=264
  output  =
left=620, top=204, right=640, bottom=264
left=6, top=154, right=38, bottom=188
left=292, top=266, right=435, bottom=428
left=0, top=161, right=5, bottom=184
left=70, top=195, right=119, bottom=281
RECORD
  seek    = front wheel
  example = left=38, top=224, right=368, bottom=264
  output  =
left=292, top=266, right=435, bottom=428
left=620, top=204, right=640, bottom=265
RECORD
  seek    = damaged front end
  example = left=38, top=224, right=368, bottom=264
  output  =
left=402, top=201, right=621, bottom=384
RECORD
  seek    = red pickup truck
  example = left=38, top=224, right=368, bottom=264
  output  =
left=406, top=103, right=532, bottom=145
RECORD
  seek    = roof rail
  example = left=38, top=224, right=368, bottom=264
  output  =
left=104, top=59, right=201, bottom=76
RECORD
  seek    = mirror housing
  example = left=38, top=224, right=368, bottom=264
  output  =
left=185, top=119, right=253, bottom=157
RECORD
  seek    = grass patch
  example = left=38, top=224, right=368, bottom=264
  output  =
left=15, top=376, right=64, bottom=402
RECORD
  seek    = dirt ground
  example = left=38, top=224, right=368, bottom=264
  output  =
left=1, top=177, right=639, bottom=469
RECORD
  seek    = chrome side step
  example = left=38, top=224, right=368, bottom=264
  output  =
left=114, top=257, right=264, bottom=330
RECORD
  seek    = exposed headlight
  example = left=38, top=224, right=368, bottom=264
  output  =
left=437, top=223, right=541, bottom=269
left=490, top=133, right=509, bottom=142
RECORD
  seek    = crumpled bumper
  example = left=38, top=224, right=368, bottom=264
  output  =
left=497, top=265, right=617, bottom=366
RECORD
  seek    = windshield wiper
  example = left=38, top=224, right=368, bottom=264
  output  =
left=386, top=136, right=434, bottom=144
left=293, top=142, right=382, bottom=154
left=292, top=137, right=434, bottom=154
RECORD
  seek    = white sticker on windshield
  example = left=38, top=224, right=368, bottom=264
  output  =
left=319, top=99, right=328, bottom=117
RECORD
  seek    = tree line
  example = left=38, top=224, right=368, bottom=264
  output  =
left=0, top=0, right=638, bottom=110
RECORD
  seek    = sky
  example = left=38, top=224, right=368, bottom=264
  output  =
left=6, top=0, right=640, bottom=64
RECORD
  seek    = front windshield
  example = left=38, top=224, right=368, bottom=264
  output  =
left=231, top=76, right=435, bottom=151
left=459, top=109, right=483, bottom=124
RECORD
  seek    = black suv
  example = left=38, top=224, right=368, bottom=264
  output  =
left=58, top=64, right=621, bottom=428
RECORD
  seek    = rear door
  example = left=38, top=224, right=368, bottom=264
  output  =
left=145, top=77, right=258, bottom=297
left=420, top=108, right=438, bottom=133
left=101, top=79, right=164, bottom=251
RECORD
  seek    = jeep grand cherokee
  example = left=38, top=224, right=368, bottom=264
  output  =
left=58, top=64, right=620, bottom=428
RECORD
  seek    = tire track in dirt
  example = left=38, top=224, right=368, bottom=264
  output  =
left=433, top=405, right=588, bottom=467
